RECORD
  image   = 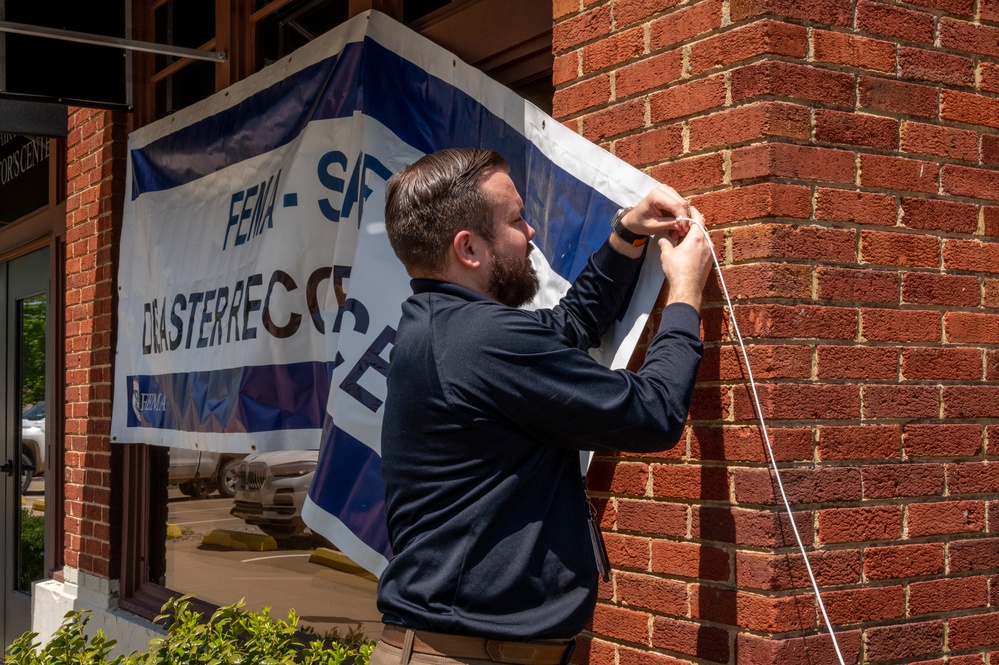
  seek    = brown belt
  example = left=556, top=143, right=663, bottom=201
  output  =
left=380, top=625, right=575, bottom=665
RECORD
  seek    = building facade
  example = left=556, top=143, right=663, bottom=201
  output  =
left=0, top=0, right=998, bottom=663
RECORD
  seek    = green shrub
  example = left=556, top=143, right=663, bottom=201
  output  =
left=4, top=595, right=375, bottom=665
left=19, top=510, right=45, bottom=592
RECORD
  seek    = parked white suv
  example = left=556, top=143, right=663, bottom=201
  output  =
left=230, top=450, right=318, bottom=541
left=168, top=448, right=246, bottom=499
left=21, top=401, right=45, bottom=478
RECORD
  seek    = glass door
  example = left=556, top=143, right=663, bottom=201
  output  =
left=1, top=249, right=49, bottom=645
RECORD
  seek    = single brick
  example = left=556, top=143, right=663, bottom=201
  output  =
left=650, top=539, right=730, bottom=580
left=553, top=4, right=613, bottom=53
left=817, top=424, right=900, bottom=460
left=814, top=109, right=899, bottom=150
left=821, top=585, right=905, bottom=625
left=553, top=74, right=612, bottom=117
left=939, top=18, right=999, bottom=58
left=616, top=571, right=688, bottom=615
left=615, top=50, right=683, bottom=98
left=704, top=264, right=813, bottom=303
left=816, top=267, right=899, bottom=304
left=902, top=346, right=982, bottom=380
left=614, top=124, right=683, bottom=167
left=815, top=189, right=897, bottom=226
left=581, top=99, right=645, bottom=141
left=941, top=90, right=999, bottom=131
left=688, top=102, right=810, bottom=151
left=818, top=505, right=902, bottom=544
left=902, top=197, right=978, bottom=233
left=865, top=620, right=944, bottom=663
left=591, top=604, right=651, bottom=644
left=651, top=153, right=726, bottom=193
left=815, top=346, right=898, bottom=382
left=730, top=60, right=854, bottom=108
left=863, top=384, right=939, bottom=419
left=945, top=312, right=999, bottom=344
left=862, top=308, right=941, bottom=343
left=649, top=75, right=727, bottom=123
left=948, top=611, right=999, bottom=651
left=649, top=0, right=723, bottom=51
left=735, top=549, right=861, bottom=591
left=950, top=539, right=999, bottom=573
left=901, top=121, right=979, bottom=162
left=689, top=426, right=813, bottom=463
left=953, top=388, right=999, bottom=430
left=860, top=154, right=939, bottom=193
left=582, top=27, right=645, bottom=74
left=651, top=616, right=729, bottom=662
left=588, top=459, right=649, bottom=495
left=901, top=272, right=980, bottom=307
left=603, top=532, right=649, bottom=569
left=948, top=462, right=999, bottom=494
left=730, top=0, right=852, bottom=23
left=651, top=464, right=728, bottom=500
left=687, top=20, right=806, bottom=75
left=613, top=0, right=685, bottom=26
left=904, top=423, right=983, bottom=457
left=861, top=231, right=940, bottom=268
left=864, top=542, right=944, bottom=580
left=731, top=143, right=855, bottom=183
left=899, top=46, right=975, bottom=86
left=691, top=183, right=812, bottom=224
left=862, top=463, right=944, bottom=498
left=733, top=303, right=858, bottom=340
left=908, top=500, right=985, bottom=537
left=693, top=505, right=813, bottom=547
left=944, top=239, right=999, bottom=274
left=616, top=499, right=688, bottom=537
left=812, top=30, right=896, bottom=72
left=731, top=224, right=856, bottom=262
left=736, top=632, right=862, bottom=665
left=856, top=0, right=935, bottom=43
left=859, top=76, right=939, bottom=118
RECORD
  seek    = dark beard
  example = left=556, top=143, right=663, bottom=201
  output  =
left=489, top=252, right=539, bottom=308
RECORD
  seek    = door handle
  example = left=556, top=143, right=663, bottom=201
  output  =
left=0, top=459, right=12, bottom=475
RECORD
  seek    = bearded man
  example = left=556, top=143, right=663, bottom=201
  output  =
left=372, top=148, right=713, bottom=665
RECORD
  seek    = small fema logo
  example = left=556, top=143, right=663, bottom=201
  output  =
left=131, top=377, right=167, bottom=423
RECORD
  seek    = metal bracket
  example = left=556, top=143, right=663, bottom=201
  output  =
left=0, top=20, right=226, bottom=63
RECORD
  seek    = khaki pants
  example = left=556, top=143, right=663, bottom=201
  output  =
left=371, top=639, right=499, bottom=665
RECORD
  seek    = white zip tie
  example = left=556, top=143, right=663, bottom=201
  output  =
left=674, top=217, right=847, bottom=665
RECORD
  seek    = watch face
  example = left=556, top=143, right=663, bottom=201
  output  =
left=612, top=208, right=646, bottom=245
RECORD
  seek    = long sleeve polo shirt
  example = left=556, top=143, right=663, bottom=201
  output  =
left=377, top=241, right=703, bottom=641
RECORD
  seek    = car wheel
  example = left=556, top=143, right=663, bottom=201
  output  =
left=217, top=459, right=240, bottom=499
left=178, top=479, right=211, bottom=500
left=19, top=452, right=34, bottom=495
left=258, top=524, right=303, bottom=541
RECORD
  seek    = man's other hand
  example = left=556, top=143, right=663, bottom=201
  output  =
left=657, top=206, right=713, bottom=311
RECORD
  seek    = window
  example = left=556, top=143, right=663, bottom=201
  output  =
left=121, top=0, right=553, bottom=639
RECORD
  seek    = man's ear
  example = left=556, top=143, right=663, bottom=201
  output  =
left=452, top=230, right=483, bottom=269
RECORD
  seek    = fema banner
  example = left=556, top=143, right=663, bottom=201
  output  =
left=112, top=11, right=663, bottom=576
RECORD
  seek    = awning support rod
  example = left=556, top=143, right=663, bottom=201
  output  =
left=0, top=20, right=226, bottom=62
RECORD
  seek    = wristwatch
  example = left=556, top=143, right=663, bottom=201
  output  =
left=611, top=207, right=648, bottom=247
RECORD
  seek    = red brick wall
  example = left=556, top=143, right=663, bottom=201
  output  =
left=64, top=108, right=124, bottom=578
left=556, top=0, right=999, bottom=663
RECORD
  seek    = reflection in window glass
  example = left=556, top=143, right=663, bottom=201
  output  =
left=17, top=295, right=46, bottom=593
left=160, top=444, right=381, bottom=641
left=255, top=0, right=349, bottom=69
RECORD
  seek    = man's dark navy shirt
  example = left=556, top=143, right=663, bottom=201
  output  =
left=377, top=241, right=703, bottom=641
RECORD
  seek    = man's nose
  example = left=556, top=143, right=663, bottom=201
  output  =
left=525, top=222, right=536, bottom=241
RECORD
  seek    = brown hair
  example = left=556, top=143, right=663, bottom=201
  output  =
left=384, top=148, right=508, bottom=277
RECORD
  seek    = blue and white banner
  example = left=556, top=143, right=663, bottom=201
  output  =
left=112, top=11, right=663, bottom=576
